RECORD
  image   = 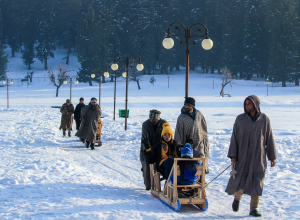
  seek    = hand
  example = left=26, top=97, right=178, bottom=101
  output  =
left=231, top=157, right=237, bottom=164
left=141, top=135, right=151, bottom=149
left=270, top=159, right=276, bottom=167
left=185, top=134, right=193, bottom=145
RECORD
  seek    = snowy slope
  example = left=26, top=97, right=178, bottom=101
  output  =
left=0, top=49, right=299, bottom=219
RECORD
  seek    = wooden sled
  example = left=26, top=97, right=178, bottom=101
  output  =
left=95, top=117, right=103, bottom=146
left=150, top=158, right=208, bottom=212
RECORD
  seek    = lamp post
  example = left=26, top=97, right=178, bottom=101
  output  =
left=111, top=54, right=144, bottom=130
left=64, top=76, right=78, bottom=102
left=91, top=67, right=110, bottom=106
left=111, top=68, right=125, bottom=121
left=213, top=77, right=214, bottom=89
left=167, top=76, right=170, bottom=89
left=163, top=22, right=213, bottom=98
left=264, top=78, right=271, bottom=96
left=3, top=77, right=13, bottom=109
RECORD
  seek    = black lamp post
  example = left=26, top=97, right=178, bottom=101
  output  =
left=163, top=22, right=213, bottom=98
left=64, top=76, right=78, bottom=102
left=3, top=77, right=13, bottom=109
left=91, top=67, right=110, bottom=106
left=111, top=54, right=144, bottom=130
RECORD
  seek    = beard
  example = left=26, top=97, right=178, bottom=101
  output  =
left=185, top=108, right=192, bottom=113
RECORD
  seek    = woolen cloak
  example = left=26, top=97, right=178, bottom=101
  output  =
left=59, top=103, right=74, bottom=131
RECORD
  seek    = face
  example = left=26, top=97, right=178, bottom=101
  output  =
left=80, top=100, right=84, bottom=104
left=184, top=104, right=193, bottom=114
left=91, top=102, right=97, bottom=106
left=163, top=133, right=172, bottom=142
left=150, top=118, right=158, bottom=125
left=66, top=102, right=70, bottom=106
left=245, top=99, right=255, bottom=114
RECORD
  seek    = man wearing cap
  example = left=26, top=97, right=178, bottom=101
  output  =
left=174, top=97, right=210, bottom=173
left=59, top=99, right=74, bottom=137
left=74, top=97, right=85, bottom=131
left=225, top=95, right=277, bottom=217
left=140, top=109, right=167, bottom=190
left=75, top=97, right=101, bottom=150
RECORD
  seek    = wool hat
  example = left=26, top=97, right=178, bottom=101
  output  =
left=91, top=97, right=97, bottom=103
left=149, top=109, right=161, bottom=120
left=181, top=143, right=193, bottom=158
left=79, top=97, right=84, bottom=101
left=66, top=99, right=71, bottom=103
left=184, top=97, right=195, bottom=107
left=161, top=122, right=174, bottom=137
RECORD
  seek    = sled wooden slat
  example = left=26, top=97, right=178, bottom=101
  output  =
left=179, top=198, right=206, bottom=205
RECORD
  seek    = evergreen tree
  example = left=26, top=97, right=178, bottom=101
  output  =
left=0, top=47, right=8, bottom=80
left=36, top=0, right=56, bottom=70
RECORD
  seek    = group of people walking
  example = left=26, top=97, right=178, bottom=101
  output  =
left=140, top=95, right=277, bottom=217
left=59, top=97, right=102, bottom=150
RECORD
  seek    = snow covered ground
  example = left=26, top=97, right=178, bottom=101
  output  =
left=0, top=49, right=299, bottom=219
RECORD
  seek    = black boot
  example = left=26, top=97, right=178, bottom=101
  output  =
left=86, top=141, right=90, bottom=148
left=249, top=210, right=262, bottom=217
left=91, top=143, right=95, bottom=150
left=232, top=199, right=240, bottom=212
left=68, top=131, right=71, bottom=137
left=63, top=130, right=66, bottom=137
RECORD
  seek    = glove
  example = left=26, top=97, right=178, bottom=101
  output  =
left=141, top=135, right=151, bottom=149
left=185, top=134, right=193, bottom=145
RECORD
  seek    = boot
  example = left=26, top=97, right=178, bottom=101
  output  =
left=91, top=143, right=95, bottom=150
left=86, top=141, right=90, bottom=148
left=63, top=130, right=66, bottom=137
left=232, top=199, right=240, bottom=212
left=249, top=209, right=262, bottom=217
left=68, top=131, right=71, bottom=137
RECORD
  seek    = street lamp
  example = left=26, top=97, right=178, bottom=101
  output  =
left=264, top=78, right=272, bottom=96
left=163, top=22, right=213, bottom=98
left=167, top=76, right=170, bottom=89
left=111, top=54, right=144, bottom=130
left=64, top=76, right=78, bottom=102
left=91, top=67, right=110, bottom=106
left=3, top=78, right=13, bottom=109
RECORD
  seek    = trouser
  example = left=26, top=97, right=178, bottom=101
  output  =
left=141, top=161, right=151, bottom=188
left=160, top=158, right=174, bottom=179
left=75, top=119, right=81, bottom=130
left=234, top=189, right=260, bottom=211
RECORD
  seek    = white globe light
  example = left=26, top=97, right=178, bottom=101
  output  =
left=10, top=81, right=13, bottom=84
left=122, top=72, right=127, bottom=78
left=202, top=38, right=213, bottom=50
left=136, top=63, right=144, bottom=71
left=162, top=37, right=174, bottom=49
left=111, top=63, right=118, bottom=71
left=104, top=72, right=110, bottom=78
left=75, top=80, right=79, bottom=85
left=91, top=74, right=95, bottom=78
left=3, top=80, right=6, bottom=84
left=64, top=80, right=68, bottom=84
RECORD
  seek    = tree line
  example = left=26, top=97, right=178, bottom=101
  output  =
left=0, top=0, right=299, bottom=87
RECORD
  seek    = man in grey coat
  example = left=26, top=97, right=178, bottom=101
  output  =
left=174, top=97, right=209, bottom=173
left=75, top=97, right=102, bottom=150
left=225, top=95, right=276, bottom=217
left=140, top=110, right=167, bottom=190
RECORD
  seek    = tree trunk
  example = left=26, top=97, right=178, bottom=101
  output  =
left=282, top=80, right=286, bottom=87
left=44, top=57, right=48, bottom=70
left=28, top=63, right=31, bottom=70
left=89, top=79, right=93, bottom=86
left=137, top=79, right=141, bottom=90
left=66, top=30, right=70, bottom=65
left=102, top=75, right=106, bottom=83
left=220, top=86, right=224, bottom=97
left=12, top=48, right=15, bottom=57
left=56, top=86, right=59, bottom=97
left=295, top=76, right=299, bottom=86
left=110, top=75, right=114, bottom=82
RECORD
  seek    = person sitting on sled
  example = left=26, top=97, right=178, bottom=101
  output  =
left=170, top=143, right=199, bottom=185
left=143, top=123, right=182, bottom=180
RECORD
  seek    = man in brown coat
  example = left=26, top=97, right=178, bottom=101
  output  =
left=75, top=97, right=101, bottom=150
left=59, top=99, right=74, bottom=137
left=225, top=95, right=277, bottom=217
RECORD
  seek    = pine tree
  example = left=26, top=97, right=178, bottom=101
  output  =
left=36, top=0, right=56, bottom=70
left=0, top=47, right=8, bottom=80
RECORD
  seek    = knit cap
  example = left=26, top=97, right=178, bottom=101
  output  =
left=181, top=143, right=193, bottom=158
left=161, top=122, right=174, bottom=137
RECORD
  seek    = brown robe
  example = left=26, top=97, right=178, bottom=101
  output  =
left=59, top=103, right=74, bottom=131
left=225, top=95, right=277, bottom=196
left=75, top=104, right=101, bottom=143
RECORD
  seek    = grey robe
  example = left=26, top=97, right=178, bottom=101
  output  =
left=225, top=96, right=277, bottom=196
left=174, top=107, right=209, bottom=172
left=59, top=103, right=74, bottom=131
left=75, top=104, right=101, bottom=143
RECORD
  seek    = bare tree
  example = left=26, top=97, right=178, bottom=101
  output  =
left=220, top=66, right=234, bottom=97
left=48, top=65, right=69, bottom=97
left=129, top=68, right=142, bottom=90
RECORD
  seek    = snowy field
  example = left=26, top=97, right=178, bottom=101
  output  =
left=0, top=50, right=299, bottom=219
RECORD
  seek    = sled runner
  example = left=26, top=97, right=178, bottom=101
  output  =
left=150, top=158, right=208, bottom=212
left=95, top=117, right=103, bottom=146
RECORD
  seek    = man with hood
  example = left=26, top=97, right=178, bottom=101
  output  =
left=225, top=95, right=277, bottom=217
left=59, top=99, right=74, bottom=137
left=74, top=97, right=85, bottom=131
left=174, top=97, right=209, bottom=174
left=140, top=109, right=167, bottom=190
left=75, top=97, right=101, bottom=150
